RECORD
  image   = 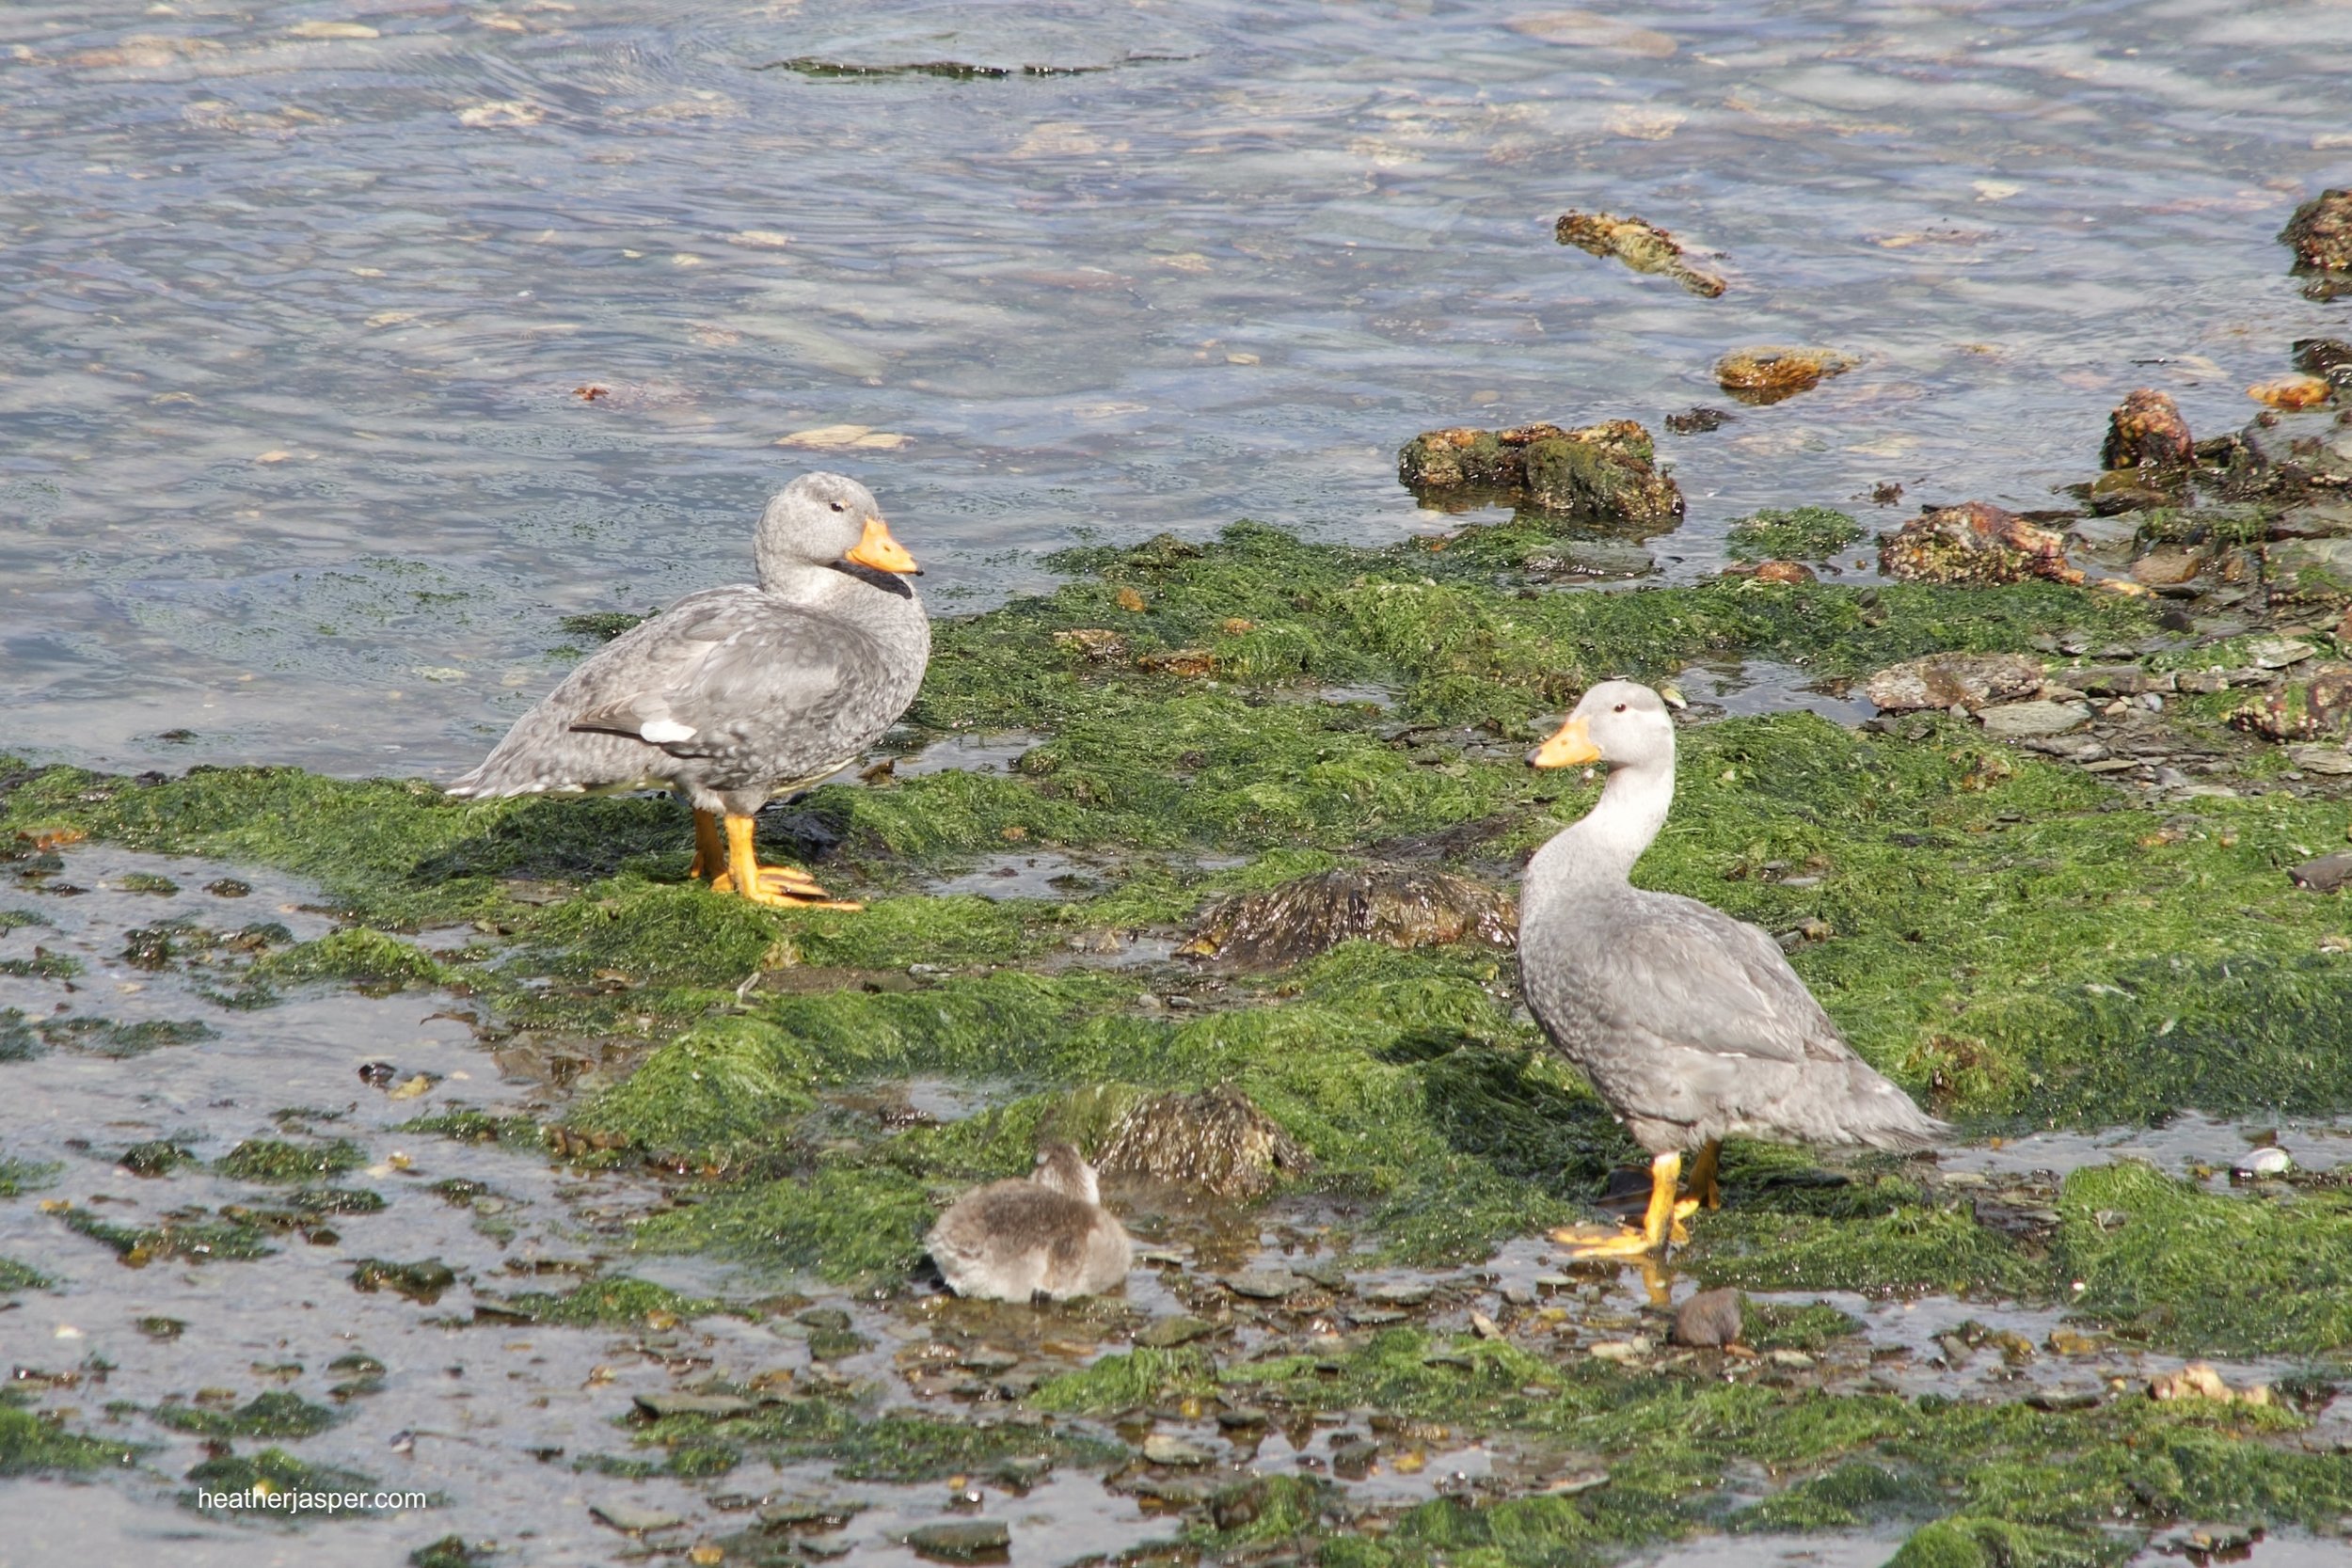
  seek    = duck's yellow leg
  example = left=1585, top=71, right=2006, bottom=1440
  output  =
left=688, top=809, right=725, bottom=882
left=1685, top=1140, right=1724, bottom=1211
left=709, top=813, right=862, bottom=910
left=1550, top=1152, right=1682, bottom=1258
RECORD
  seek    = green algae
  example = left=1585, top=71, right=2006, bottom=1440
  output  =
left=564, top=1017, right=816, bottom=1168
left=628, top=1399, right=1120, bottom=1485
left=0, top=951, right=81, bottom=979
left=60, top=1204, right=276, bottom=1264
left=152, top=1390, right=339, bottom=1440
left=215, top=1136, right=366, bottom=1183
left=1028, top=1347, right=1219, bottom=1415
left=0, top=1399, right=144, bottom=1476
left=8, top=515, right=2352, bottom=1555
left=0, top=1256, right=51, bottom=1295
left=183, top=1446, right=380, bottom=1511
left=491, top=1274, right=717, bottom=1326
left=256, top=928, right=453, bottom=993
left=2056, top=1161, right=2352, bottom=1354
left=634, top=1162, right=937, bottom=1285
left=1726, top=507, right=1867, bottom=562
left=0, top=1155, right=58, bottom=1196
left=1885, top=1518, right=2123, bottom=1568
left=398, top=1107, right=543, bottom=1148
left=352, top=1257, right=459, bottom=1304
left=410, top=1536, right=495, bottom=1568
left=1082, top=1326, right=2352, bottom=1561
left=40, top=1015, right=216, bottom=1056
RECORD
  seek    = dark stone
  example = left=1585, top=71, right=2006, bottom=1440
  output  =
left=1664, top=405, right=1729, bottom=435
left=2289, top=850, right=2352, bottom=894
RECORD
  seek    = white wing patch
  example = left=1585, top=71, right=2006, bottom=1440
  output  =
left=640, top=719, right=698, bottom=743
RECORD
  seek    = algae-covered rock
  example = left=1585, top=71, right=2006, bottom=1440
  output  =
left=901, top=1519, right=1009, bottom=1561
left=2101, top=388, right=2193, bottom=470
left=2280, top=188, right=2352, bottom=276
left=2230, top=412, right=2352, bottom=503
left=350, top=1256, right=459, bottom=1304
left=1180, top=865, right=1515, bottom=969
left=1879, top=502, right=2083, bottom=587
left=1397, top=420, right=1682, bottom=530
left=1864, top=652, right=2043, bottom=714
left=1554, top=209, right=1725, bottom=297
left=2227, top=663, right=2352, bottom=741
left=1724, top=507, right=1863, bottom=562
left=1712, top=345, right=1858, bottom=405
left=1095, top=1085, right=1309, bottom=1199
left=2265, top=539, right=2352, bottom=617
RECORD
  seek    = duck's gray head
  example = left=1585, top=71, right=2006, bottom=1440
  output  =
left=1528, top=679, right=1678, bottom=771
left=1031, top=1142, right=1101, bottom=1205
left=755, top=471, right=920, bottom=583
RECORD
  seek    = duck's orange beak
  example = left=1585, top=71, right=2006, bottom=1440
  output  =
left=1528, top=714, right=1599, bottom=768
left=845, top=515, right=920, bottom=574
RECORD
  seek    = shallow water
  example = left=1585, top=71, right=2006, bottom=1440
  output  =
left=5, top=0, right=2349, bottom=776
left=8, top=845, right=2348, bottom=1562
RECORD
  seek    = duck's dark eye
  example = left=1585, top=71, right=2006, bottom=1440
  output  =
left=1613, top=703, right=1627, bottom=712
left=830, top=501, right=846, bottom=513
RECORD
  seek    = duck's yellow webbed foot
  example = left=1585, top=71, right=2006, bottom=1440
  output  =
left=712, top=814, right=864, bottom=910
left=1549, top=1152, right=1684, bottom=1259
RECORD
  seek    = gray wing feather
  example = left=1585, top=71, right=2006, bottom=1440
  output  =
left=572, top=611, right=860, bottom=760
left=1579, top=896, right=1855, bottom=1066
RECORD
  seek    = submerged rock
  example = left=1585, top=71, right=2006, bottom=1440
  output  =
left=1553, top=210, right=1725, bottom=297
left=1865, top=652, right=2044, bottom=713
left=1671, top=1288, right=1743, bottom=1348
left=2102, top=388, right=2194, bottom=470
left=1878, top=502, right=2083, bottom=586
left=1095, top=1084, right=1310, bottom=1199
left=1397, top=420, right=1682, bottom=530
left=1181, top=864, right=1517, bottom=969
left=2280, top=188, right=2352, bottom=276
left=902, top=1520, right=1010, bottom=1562
left=1712, top=345, right=1858, bottom=405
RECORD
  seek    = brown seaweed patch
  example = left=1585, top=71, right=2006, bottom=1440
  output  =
left=1094, top=1085, right=1311, bottom=1199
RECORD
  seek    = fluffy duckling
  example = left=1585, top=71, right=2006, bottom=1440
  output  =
left=927, top=1143, right=1134, bottom=1302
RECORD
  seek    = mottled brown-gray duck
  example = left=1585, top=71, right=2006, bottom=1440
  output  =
left=927, top=1144, right=1134, bottom=1302
left=448, top=472, right=927, bottom=908
left=1519, top=679, right=1947, bottom=1257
